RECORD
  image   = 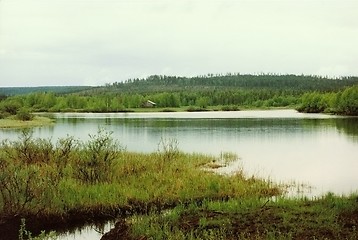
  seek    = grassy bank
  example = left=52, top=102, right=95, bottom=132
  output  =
left=0, top=131, right=280, bottom=239
left=1, top=130, right=357, bottom=239
left=0, top=116, right=54, bottom=129
left=113, top=193, right=358, bottom=240
left=63, top=105, right=295, bottom=113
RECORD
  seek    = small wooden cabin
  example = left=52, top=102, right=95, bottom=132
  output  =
left=143, top=100, right=156, bottom=108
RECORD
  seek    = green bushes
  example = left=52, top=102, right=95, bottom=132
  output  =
left=0, top=161, right=59, bottom=216
left=0, top=112, right=9, bottom=119
left=0, top=100, right=21, bottom=115
left=297, top=85, right=358, bottom=115
left=297, top=92, right=328, bottom=113
left=16, top=108, right=34, bottom=121
left=0, top=150, right=60, bottom=217
left=2, top=131, right=54, bottom=164
left=74, top=129, right=123, bottom=184
left=0, top=98, right=34, bottom=121
left=336, top=85, right=358, bottom=115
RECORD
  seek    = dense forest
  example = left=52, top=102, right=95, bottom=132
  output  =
left=0, top=74, right=358, bottom=116
left=107, top=74, right=358, bottom=93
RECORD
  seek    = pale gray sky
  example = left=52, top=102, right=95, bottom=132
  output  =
left=0, top=0, right=357, bottom=87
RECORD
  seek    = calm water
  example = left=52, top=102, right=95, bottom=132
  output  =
left=1, top=110, right=357, bottom=196
left=2, top=109, right=358, bottom=239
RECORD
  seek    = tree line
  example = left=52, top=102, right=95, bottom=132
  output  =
left=0, top=74, right=357, bottom=116
left=108, top=74, right=358, bottom=93
left=0, top=89, right=302, bottom=113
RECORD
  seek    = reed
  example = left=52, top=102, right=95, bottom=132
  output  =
left=0, top=129, right=281, bottom=237
left=2, top=130, right=358, bottom=239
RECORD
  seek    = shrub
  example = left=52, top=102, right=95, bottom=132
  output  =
left=16, top=108, right=34, bottom=121
left=0, top=158, right=60, bottom=216
left=336, top=86, right=358, bottom=115
left=2, top=130, right=53, bottom=165
left=1, top=100, right=21, bottom=115
left=75, top=129, right=123, bottom=184
left=157, top=137, right=180, bottom=163
left=0, top=111, right=9, bottom=119
left=297, top=92, right=328, bottom=113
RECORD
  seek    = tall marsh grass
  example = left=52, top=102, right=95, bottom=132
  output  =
left=0, top=129, right=281, bottom=234
left=127, top=194, right=358, bottom=240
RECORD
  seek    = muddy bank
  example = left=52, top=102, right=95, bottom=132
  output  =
left=0, top=197, right=203, bottom=240
left=101, top=197, right=358, bottom=240
left=101, top=219, right=133, bottom=240
left=0, top=208, right=120, bottom=240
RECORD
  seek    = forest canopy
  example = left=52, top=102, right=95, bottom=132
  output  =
left=0, top=74, right=357, bottom=115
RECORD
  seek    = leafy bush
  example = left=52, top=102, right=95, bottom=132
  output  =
left=0, top=111, right=9, bottom=119
left=0, top=100, right=21, bottom=115
left=75, top=129, right=123, bottom=184
left=0, top=158, right=60, bottom=216
left=336, top=86, right=358, bottom=115
left=297, top=92, right=328, bottom=113
left=2, top=130, right=53, bottom=164
left=16, top=108, right=34, bottom=121
left=297, top=86, right=358, bottom=116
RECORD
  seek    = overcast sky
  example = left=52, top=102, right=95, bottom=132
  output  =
left=0, top=0, right=357, bottom=87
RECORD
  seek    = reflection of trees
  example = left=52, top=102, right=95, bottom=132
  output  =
left=114, top=118, right=313, bottom=132
left=114, top=118, right=358, bottom=141
left=335, top=118, right=358, bottom=139
left=49, top=117, right=358, bottom=144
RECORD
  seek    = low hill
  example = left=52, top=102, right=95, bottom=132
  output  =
left=0, top=86, right=93, bottom=96
left=101, top=74, right=358, bottom=94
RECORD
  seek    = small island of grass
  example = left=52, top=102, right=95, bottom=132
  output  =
left=0, top=116, right=54, bottom=129
left=0, top=106, right=54, bottom=129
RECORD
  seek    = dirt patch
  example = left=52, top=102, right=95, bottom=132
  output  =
left=101, top=219, right=134, bottom=240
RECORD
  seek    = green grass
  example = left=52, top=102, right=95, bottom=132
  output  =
left=1, top=130, right=357, bottom=239
left=126, top=194, right=358, bottom=240
left=0, top=131, right=281, bottom=237
left=118, top=105, right=294, bottom=113
left=0, top=116, right=54, bottom=128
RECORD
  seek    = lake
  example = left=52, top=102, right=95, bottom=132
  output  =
left=1, top=109, right=357, bottom=197
left=2, top=109, right=357, bottom=239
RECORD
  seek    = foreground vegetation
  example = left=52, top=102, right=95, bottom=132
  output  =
left=0, top=130, right=280, bottom=239
left=106, top=194, right=358, bottom=240
left=0, top=130, right=357, bottom=239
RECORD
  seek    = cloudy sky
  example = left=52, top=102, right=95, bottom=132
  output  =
left=0, top=0, right=357, bottom=87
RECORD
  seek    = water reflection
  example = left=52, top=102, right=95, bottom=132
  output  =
left=1, top=110, right=357, bottom=197
left=335, top=118, right=358, bottom=141
left=2, top=110, right=357, bottom=239
left=57, top=221, right=114, bottom=240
